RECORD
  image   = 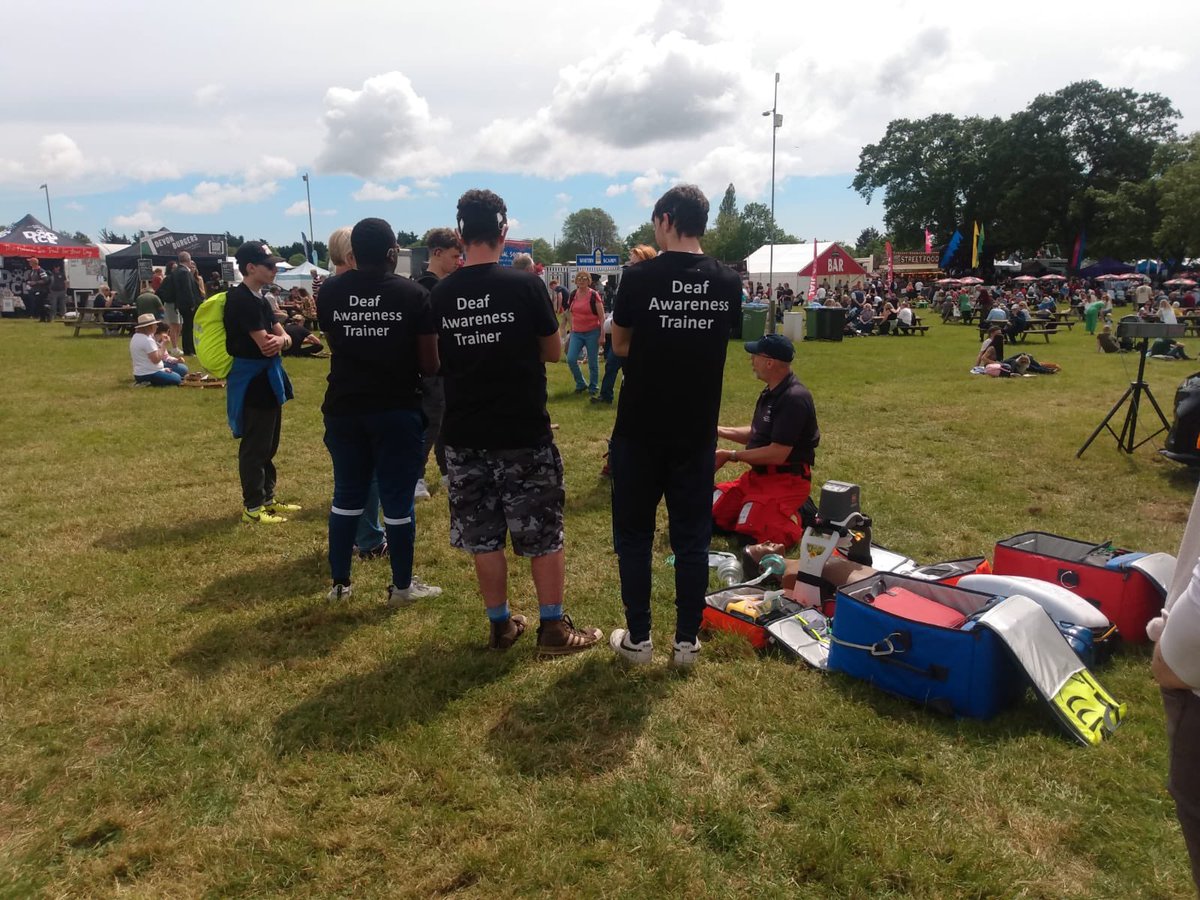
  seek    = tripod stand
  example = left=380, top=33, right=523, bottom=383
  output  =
left=1077, top=335, right=1172, bottom=457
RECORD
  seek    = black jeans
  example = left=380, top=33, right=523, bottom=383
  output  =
left=1164, top=687, right=1200, bottom=892
left=180, top=302, right=197, bottom=355
left=239, top=402, right=281, bottom=509
left=610, top=436, right=715, bottom=644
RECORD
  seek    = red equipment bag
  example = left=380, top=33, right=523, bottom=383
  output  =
left=992, top=532, right=1169, bottom=643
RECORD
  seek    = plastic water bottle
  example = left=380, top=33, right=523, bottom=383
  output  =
left=717, top=557, right=744, bottom=586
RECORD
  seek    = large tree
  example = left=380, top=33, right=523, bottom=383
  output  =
left=853, top=81, right=1181, bottom=257
left=623, top=222, right=656, bottom=253
left=529, top=238, right=555, bottom=265
left=558, top=208, right=620, bottom=261
left=1156, top=133, right=1200, bottom=259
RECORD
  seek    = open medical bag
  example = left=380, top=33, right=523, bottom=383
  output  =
left=828, top=573, right=1025, bottom=719
left=992, top=532, right=1174, bottom=643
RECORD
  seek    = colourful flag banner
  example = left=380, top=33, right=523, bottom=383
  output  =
left=924, top=228, right=933, bottom=254
left=940, top=230, right=963, bottom=269
left=1070, top=231, right=1086, bottom=271
left=886, top=241, right=894, bottom=287
left=971, top=222, right=980, bottom=269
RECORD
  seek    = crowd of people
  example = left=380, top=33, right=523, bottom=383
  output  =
left=203, top=184, right=821, bottom=669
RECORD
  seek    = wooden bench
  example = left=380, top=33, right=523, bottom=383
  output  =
left=66, top=308, right=135, bottom=337
left=893, top=325, right=930, bottom=335
left=1012, top=328, right=1057, bottom=343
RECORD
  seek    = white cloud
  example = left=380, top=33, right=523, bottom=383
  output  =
left=352, top=182, right=412, bottom=202
left=506, top=217, right=522, bottom=236
left=64, top=200, right=84, bottom=211
left=160, top=179, right=278, bottom=215
left=112, top=207, right=158, bottom=230
left=555, top=192, right=571, bottom=204
left=413, top=177, right=440, bottom=191
left=194, top=83, right=225, bottom=108
left=606, top=170, right=668, bottom=206
left=316, top=72, right=452, bottom=180
left=283, top=200, right=336, bottom=217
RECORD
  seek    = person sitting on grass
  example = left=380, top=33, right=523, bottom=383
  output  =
left=1150, top=337, right=1192, bottom=361
left=1097, top=324, right=1124, bottom=354
left=282, top=314, right=325, bottom=357
left=977, top=326, right=1005, bottom=367
left=130, top=314, right=188, bottom=386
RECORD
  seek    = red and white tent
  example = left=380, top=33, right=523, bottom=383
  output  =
left=797, top=243, right=869, bottom=280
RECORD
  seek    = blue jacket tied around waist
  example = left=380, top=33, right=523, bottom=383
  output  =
left=226, top=356, right=294, bottom=438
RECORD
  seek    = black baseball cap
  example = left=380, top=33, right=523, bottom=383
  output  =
left=744, top=332, right=794, bottom=362
left=235, top=241, right=283, bottom=268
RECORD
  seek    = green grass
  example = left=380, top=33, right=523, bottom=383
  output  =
left=0, top=316, right=1196, bottom=898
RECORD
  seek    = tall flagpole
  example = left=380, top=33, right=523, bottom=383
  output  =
left=764, top=73, right=781, bottom=334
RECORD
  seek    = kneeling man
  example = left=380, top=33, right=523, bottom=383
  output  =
left=712, top=333, right=819, bottom=548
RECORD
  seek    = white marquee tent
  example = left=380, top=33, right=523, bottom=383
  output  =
left=744, top=243, right=873, bottom=295
left=274, top=260, right=328, bottom=287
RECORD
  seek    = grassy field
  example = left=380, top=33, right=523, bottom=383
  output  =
left=1, top=315, right=1197, bottom=898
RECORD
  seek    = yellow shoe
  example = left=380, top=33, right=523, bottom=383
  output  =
left=243, top=506, right=288, bottom=524
left=263, top=499, right=302, bottom=514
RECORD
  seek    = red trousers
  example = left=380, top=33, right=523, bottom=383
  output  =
left=712, top=469, right=812, bottom=547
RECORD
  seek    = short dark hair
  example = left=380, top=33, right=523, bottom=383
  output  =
left=424, top=227, right=462, bottom=252
left=652, top=184, right=709, bottom=238
left=351, top=217, right=397, bottom=266
left=456, top=189, right=507, bottom=245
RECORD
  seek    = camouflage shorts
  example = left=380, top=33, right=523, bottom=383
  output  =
left=445, top=442, right=565, bottom=556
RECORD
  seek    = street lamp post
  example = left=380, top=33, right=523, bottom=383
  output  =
left=302, top=173, right=315, bottom=263
left=762, top=73, right=781, bottom=334
left=38, top=183, right=53, bottom=230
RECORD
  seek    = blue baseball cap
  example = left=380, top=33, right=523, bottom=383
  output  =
left=744, top=332, right=794, bottom=362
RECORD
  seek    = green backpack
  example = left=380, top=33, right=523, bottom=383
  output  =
left=192, top=291, right=233, bottom=378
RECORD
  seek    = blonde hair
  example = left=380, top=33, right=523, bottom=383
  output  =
left=327, top=226, right=354, bottom=267
left=512, top=253, right=534, bottom=271
left=629, top=244, right=656, bottom=263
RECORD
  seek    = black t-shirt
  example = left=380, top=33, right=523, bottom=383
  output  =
left=224, top=283, right=280, bottom=407
left=611, top=251, right=740, bottom=446
left=431, top=263, right=558, bottom=449
left=748, top=372, right=820, bottom=466
left=317, top=269, right=434, bottom=416
left=416, top=271, right=439, bottom=292
left=224, top=283, right=276, bottom=359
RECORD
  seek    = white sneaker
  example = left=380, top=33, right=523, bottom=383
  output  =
left=672, top=637, right=702, bottom=668
left=327, top=583, right=353, bottom=602
left=414, top=479, right=431, bottom=500
left=386, top=577, right=442, bottom=607
left=610, top=628, right=654, bottom=664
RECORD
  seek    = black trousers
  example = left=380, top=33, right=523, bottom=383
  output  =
left=239, top=402, right=281, bottom=509
left=180, top=303, right=197, bottom=355
left=610, top=436, right=715, bottom=644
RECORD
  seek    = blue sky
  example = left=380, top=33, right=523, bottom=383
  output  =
left=27, top=171, right=879, bottom=250
left=2, top=0, right=1195, bottom=256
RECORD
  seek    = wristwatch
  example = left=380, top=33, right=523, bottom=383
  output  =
left=731, top=450, right=739, bottom=462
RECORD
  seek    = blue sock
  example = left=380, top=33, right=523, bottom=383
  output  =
left=539, top=603, right=563, bottom=622
left=487, top=603, right=510, bottom=623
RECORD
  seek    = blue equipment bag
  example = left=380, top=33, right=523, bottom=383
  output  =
left=829, top=573, right=1025, bottom=719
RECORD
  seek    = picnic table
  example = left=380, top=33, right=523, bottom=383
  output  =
left=873, top=314, right=929, bottom=335
left=66, top=306, right=135, bottom=337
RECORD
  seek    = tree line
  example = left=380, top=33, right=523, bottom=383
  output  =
left=852, top=80, right=1198, bottom=262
